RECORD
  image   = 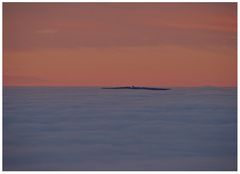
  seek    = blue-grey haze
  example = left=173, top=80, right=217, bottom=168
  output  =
left=3, top=87, right=237, bottom=170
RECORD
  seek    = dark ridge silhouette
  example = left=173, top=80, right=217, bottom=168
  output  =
left=102, top=86, right=171, bottom=91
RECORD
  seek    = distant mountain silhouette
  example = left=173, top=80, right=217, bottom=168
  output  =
left=102, top=86, right=170, bottom=91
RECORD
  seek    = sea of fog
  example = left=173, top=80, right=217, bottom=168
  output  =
left=3, top=87, right=237, bottom=171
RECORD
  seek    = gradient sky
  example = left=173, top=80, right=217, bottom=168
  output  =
left=3, top=3, right=237, bottom=87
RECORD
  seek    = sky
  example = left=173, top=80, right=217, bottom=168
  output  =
left=3, top=3, right=237, bottom=87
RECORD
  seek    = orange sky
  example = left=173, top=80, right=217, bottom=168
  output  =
left=3, top=3, right=237, bottom=87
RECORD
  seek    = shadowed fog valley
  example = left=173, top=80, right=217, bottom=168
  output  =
left=3, top=87, right=237, bottom=170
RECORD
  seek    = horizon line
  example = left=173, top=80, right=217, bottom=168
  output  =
left=2, top=85, right=237, bottom=88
